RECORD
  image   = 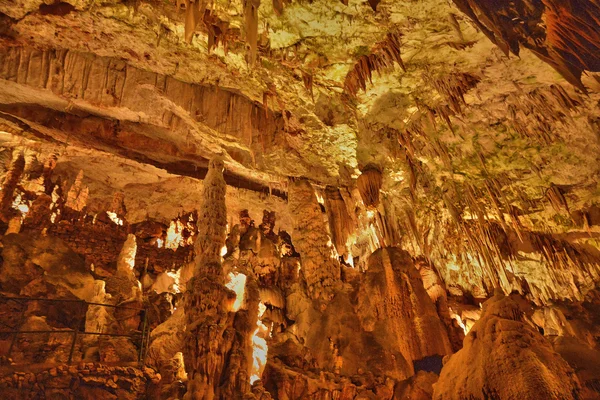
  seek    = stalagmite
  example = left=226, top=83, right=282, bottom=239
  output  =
left=193, top=157, right=228, bottom=271
left=117, top=234, right=138, bottom=276
left=182, top=157, right=238, bottom=400
left=288, top=178, right=340, bottom=300
left=0, top=150, right=24, bottom=223
left=64, top=170, right=88, bottom=212
left=357, top=247, right=453, bottom=374
left=433, top=292, right=582, bottom=400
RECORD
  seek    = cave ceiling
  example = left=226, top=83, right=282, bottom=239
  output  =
left=1, top=0, right=600, bottom=289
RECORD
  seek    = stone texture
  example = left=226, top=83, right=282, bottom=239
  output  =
left=0, top=0, right=599, bottom=398
left=288, top=179, right=341, bottom=301
left=433, top=292, right=582, bottom=400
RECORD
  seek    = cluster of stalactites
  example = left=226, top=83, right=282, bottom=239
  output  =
left=356, top=166, right=382, bottom=209
left=423, top=71, right=480, bottom=116
left=450, top=0, right=600, bottom=91
left=177, top=0, right=260, bottom=66
left=435, top=178, right=600, bottom=304
left=343, top=31, right=405, bottom=98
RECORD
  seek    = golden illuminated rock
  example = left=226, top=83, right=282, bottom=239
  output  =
left=0, top=0, right=600, bottom=398
left=433, top=292, right=582, bottom=400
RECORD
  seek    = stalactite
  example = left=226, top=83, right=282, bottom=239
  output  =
left=376, top=197, right=402, bottom=247
left=205, top=11, right=222, bottom=53
left=324, top=186, right=354, bottom=257
left=183, top=0, right=203, bottom=44
left=356, top=166, right=382, bottom=209
left=367, top=0, right=380, bottom=11
left=546, top=184, right=570, bottom=215
left=343, top=32, right=405, bottom=98
left=244, top=0, right=260, bottom=66
left=405, top=153, right=418, bottom=194
left=272, top=0, right=288, bottom=15
left=301, top=70, right=314, bottom=100
left=403, top=206, right=423, bottom=253
left=424, top=71, right=480, bottom=115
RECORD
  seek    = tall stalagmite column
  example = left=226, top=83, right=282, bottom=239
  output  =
left=288, top=178, right=341, bottom=300
left=183, top=157, right=233, bottom=400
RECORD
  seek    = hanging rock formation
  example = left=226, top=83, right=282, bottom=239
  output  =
left=356, top=166, right=383, bottom=209
left=450, top=0, right=600, bottom=90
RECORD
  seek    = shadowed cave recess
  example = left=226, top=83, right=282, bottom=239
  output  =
left=0, top=0, right=600, bottom=399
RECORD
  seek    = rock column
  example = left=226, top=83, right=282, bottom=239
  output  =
left=182, top=157, right=235, bottom=400
left=288, top=179, right=340, bottom=300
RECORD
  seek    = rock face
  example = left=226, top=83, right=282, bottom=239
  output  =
left=433, top=292, right=582, bottom=400
left=1, top=232, right=96, bottom=300
left=357, top=248, right=453, bottom=376
left=0, top=363, right=159, bottom=400
left=1, top=0, right=600, bottom=397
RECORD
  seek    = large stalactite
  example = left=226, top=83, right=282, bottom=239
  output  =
left=450, top=0, right=600, bottom=90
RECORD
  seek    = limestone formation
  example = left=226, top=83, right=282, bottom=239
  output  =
left=1, top=0, right=600, bottom=398
left=182, top=156, right=234, bottom=399
left=433, top=292, right=582, bottom=400
left=0, top=150, right=25, bottom=223
left=357, top=248, right=453, bottom=373
left=288, top=179, right=341, bottom=301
